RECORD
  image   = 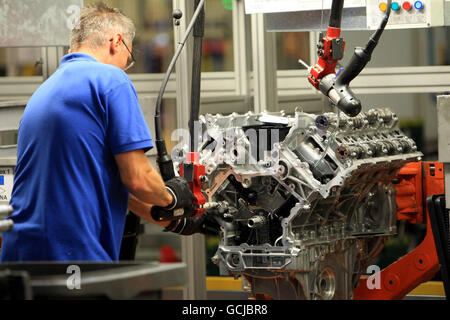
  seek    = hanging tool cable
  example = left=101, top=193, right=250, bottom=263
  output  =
left=152, top=0, right=208, bottom=222
left=307, top=0, right=392, bottom=117
left=180, top=0, right=207, bottom=217
left=154, top=0, right=206, bottom=182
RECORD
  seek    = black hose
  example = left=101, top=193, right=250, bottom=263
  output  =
left=329, top=0, right=344, bottom=28
left=154, top=0, right=206, bottom=181
left=336, top=0, right=392, bottom=87
left=189, top=0, right=205, bottom=153
left=333, top=0, right=392, bottom=117
left=364, top=0, right=392, bottom=56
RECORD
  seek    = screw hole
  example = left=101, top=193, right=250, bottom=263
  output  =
left=419, top=259, right=423, bottom=264
left=388, top=280, right=393, bottom=285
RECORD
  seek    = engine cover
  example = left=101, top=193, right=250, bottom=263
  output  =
left=174, top=108, right=422, bottom=300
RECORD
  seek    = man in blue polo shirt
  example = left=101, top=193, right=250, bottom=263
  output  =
left=0, top=3, right=203, bottom=262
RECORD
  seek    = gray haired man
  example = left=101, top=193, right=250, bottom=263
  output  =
left=0, top=3, right=201, bottom=262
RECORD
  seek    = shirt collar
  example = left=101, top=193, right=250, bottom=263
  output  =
left=60, top=52, right=99, bottom=65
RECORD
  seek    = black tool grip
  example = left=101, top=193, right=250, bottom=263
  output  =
left=156, top=140, right=175, bottom=181
left=151, top=206, right=178, bottom=221
left=336, top=47, right=370, bottom=87
left=333, top=47, right=370, bottom=117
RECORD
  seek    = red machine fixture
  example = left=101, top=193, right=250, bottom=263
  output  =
left=354, top=162, right=444, bottom=299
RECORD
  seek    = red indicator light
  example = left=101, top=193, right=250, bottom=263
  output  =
left=403, top=2, right=412, bottom=11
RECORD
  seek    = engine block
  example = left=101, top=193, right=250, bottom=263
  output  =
left=174, top=108, right=422, bottom=300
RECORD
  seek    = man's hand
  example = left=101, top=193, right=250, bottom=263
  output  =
left=163, top=212, right=220, bottom=236
left=164, top=177, right=196, bottom=211
left=150, top=177, right=196, bottom=221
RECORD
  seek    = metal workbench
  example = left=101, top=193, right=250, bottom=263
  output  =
left=0, top=261, right=187, bottom=300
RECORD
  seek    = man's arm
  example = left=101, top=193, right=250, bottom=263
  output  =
left=127, top=194, right=170, bottom=227
left=115, top=149, right=173, bottom=207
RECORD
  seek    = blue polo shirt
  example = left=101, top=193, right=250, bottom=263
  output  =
left=0, top=53, right=153, bottom=262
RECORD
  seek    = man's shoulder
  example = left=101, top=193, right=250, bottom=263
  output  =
left=87, top=62, right=131, bottom=86
left=59, top=53, right=132, bottom=87
left=62, top=60, right=134, bottom=93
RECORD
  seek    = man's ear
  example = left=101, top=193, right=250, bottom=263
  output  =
left=109, top=34, right=123, bottom=55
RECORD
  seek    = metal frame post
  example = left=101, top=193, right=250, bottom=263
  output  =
left=437, top=95, right=450, bottom=213
left=250, top=13, right=278, bottom=113
left=41, top=46, right=65, bottom=80
left=232, top=0, right=251, bottom=100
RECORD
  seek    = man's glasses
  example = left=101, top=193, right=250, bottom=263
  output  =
left=109, top=38, right=136, bottom=71
left=121, top=39, right=136, bottom=71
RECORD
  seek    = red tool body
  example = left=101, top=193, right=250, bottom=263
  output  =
left=179, top=152, right=206, bottom=217
left=308, top=26, right=345, bottom=90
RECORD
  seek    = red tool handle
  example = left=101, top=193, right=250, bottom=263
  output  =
left=179, top=152, right=206, bottom=217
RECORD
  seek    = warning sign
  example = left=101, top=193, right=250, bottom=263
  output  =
left=0, top=167, right=14, bottom=204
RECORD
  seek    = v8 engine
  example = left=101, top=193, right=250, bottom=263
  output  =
left=174, top=108, right=422, bottom=300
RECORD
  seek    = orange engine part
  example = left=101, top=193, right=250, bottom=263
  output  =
left=354, top=161, right=443, bottom=300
